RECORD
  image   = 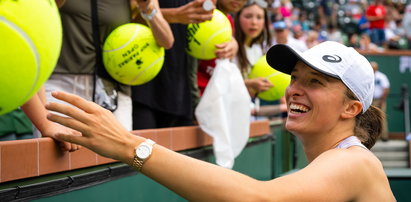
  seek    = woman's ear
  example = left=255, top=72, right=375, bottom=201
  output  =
left=341, top=100, right=362, bottom=119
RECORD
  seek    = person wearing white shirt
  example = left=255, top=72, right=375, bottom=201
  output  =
left=272, top=21, right=308, bottom=52
left=372, top=61, right=390, bottom=141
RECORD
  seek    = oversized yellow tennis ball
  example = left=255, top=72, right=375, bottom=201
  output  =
left=248, top=55, right=291, bottom=101
left=186, top=9, right=232, bottom=60
left=0, top=0, right=62, bottom=115
left=103, top=23, right=165, bottom=86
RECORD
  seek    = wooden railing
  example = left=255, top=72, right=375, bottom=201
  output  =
left=0, top=120, right=270, bottom=183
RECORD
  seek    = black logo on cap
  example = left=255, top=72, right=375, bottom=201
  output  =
left=322, top=55, right=342, bottom=63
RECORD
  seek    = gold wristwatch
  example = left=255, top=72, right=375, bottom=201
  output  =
left=132, top=139, right=155, bottom=171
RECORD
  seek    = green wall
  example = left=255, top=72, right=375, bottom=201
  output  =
left=365, top=54, right=411, bottom=134
left=33, top=138, right=273, bottom=202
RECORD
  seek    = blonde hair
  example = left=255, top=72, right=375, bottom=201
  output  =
left=346, top=89, right=384, bottom=149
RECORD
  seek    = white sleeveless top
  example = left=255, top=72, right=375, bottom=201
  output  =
left=335, top=136, right=368, bottom=150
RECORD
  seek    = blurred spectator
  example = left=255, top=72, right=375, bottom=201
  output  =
left=395, top=1, right=406, bottom=14
left=317, top=0, right=338, bottom=28
left=292, top=10, right=310, bottom=33
left=305, top=30, right=320, bottom=49
left=291, top=24, right=307, bottom=43
left=384, top=0, right=404, bottom=50
left=371, top=61, right=390, bottom=141
left=343, top=0, right=363, bottom=23
left=366, top=0, right=386, bottom=46
left=278, top=0, right=293, bottom=25
left=272, top=21, right=307, bottom=52
left=393, top=19, right=406, bottom=38
left=251, top=99, right=287, bottom=118
left=327, top=23, right=343, bottom=43
left=358, top=13, right=370, bottom=34
left=403, top=3, right=411, bottom=49
left=234, top=1, right=273, bottom=96
left=311, top=20, right=328, bottom=42
left=267, top=0, right=280, bottom=22
left=385, top=21, right=404, bottom=49
left=347, top=32, right=360, bottom=48
left=359, top=33, right=380, bottom=51
left=384, top=0, right=401, bottom=27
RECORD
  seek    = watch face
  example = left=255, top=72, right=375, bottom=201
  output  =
left=136, top=145, right=151, bottom=159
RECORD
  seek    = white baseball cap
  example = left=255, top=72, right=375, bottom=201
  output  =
left=266, top=41, right=374, bottom=113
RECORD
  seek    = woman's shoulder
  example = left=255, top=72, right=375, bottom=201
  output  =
left=316, top=146, right=383, bottom=172
left=307, top=147, right=387, bottom=197
left=313, top=147, right=395, bottom=201
left=275, top=147, right=388, bottom=201
left=303, top=147, right=384, bottom=185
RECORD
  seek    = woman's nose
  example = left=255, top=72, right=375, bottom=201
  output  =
left=286, top=81, right=303, bottom=98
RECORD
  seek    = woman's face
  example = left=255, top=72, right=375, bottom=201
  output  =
left=218, top=0, right=247, bottom=13
left=239, top=4, right=265, bottom=41
left=285, top=61, right=348, bottom=135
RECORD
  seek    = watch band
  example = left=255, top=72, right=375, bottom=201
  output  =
left=140, top=3, right=158, bottom=21
left=132, top=139, right=155, bottom=171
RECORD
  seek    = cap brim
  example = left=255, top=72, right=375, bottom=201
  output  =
left=266, top=44, right=340, bottom=79
left=266, top=44, right=300, bottom=75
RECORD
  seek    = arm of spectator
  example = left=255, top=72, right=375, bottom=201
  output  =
left=215, top=36, right=238, bottom=59
left=161, top=0, right=214, bottom=24
left=21, top=88, right=81, bottom=152
left=381, top=87, right=390, bottom=104
left=252, top=103, right=287, bottom=116
left=55, top=0, right=66, bottom=8
left=244, top=77, right=273, bottom=97
left=365, top=14, right=385, bottom=21
left=131, top=0, right=174, bottom=49
left=252, top=95, right=287, bottom=116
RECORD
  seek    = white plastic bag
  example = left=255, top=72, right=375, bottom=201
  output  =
left=195, top=59, right=251, bottom=169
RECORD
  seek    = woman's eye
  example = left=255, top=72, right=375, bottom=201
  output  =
left=311, top=79, right=322, bottom=85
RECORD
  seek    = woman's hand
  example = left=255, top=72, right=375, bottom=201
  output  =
left=162, top=0, right=214, bottom=24
left=132, top=0, right=153, bottom=14
left=245, top=77, right=273, bottom=96
left=215, top=37, right=238, bottom=59
left=45, top=91, right=140, bottom=163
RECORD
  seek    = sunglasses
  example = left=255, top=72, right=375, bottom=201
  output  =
left=247, top=0, right=268, bottom=8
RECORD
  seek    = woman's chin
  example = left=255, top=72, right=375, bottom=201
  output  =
left=285, top=118, right=310, bottom=134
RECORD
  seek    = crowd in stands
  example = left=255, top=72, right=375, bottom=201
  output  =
left=267, top=0, right=411, bottom=51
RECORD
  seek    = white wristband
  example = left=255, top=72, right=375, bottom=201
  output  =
left=141, top=7, right=158, bottom=21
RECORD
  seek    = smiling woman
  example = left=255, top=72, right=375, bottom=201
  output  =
left=267, top=41, right=382, bottom=150
left=45, top=41, right=396, bottom=201
left=285, top=62, right=351, bottom=138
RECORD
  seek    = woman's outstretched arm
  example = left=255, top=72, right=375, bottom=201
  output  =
left=45, top=91, right=374, bottom=201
